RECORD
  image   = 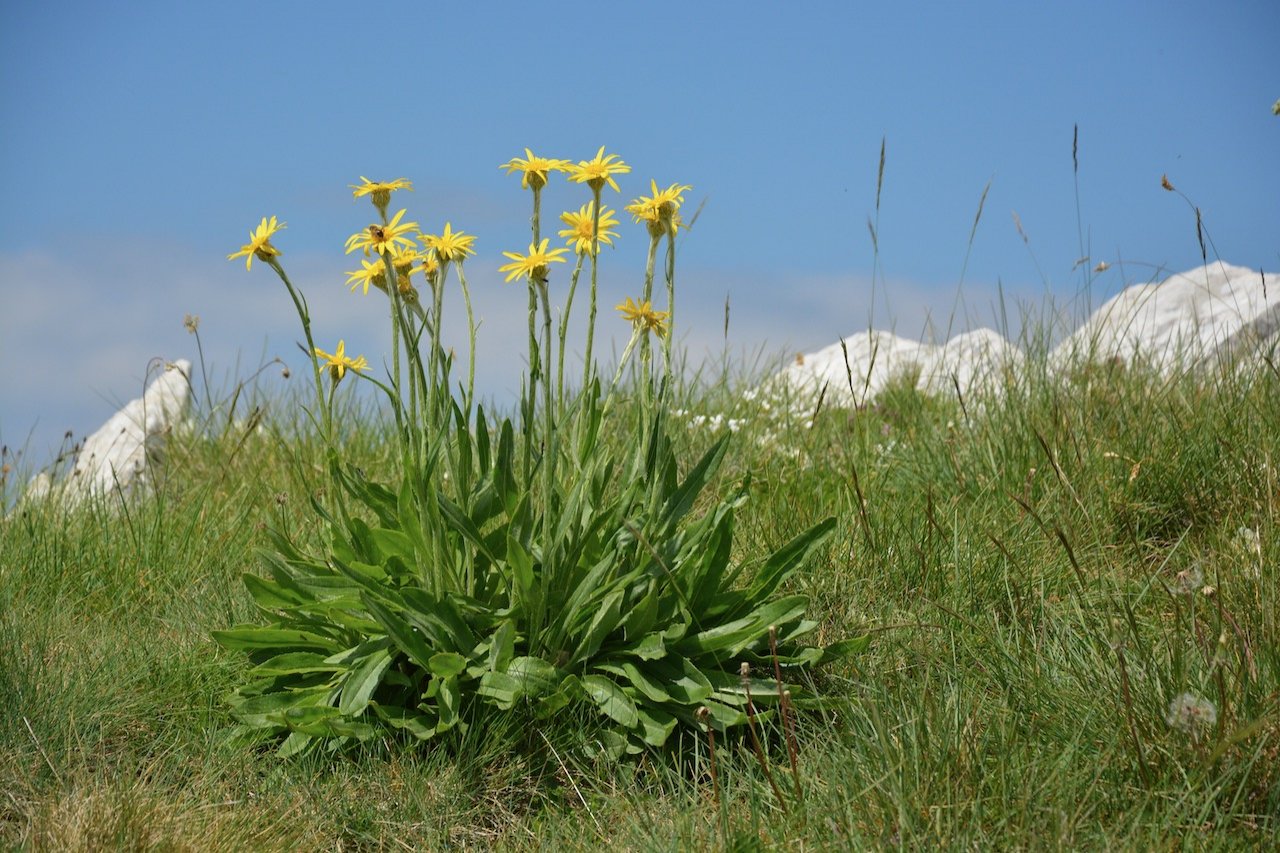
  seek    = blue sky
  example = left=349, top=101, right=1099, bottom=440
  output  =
left=2, top=0, right=1277, bottom=465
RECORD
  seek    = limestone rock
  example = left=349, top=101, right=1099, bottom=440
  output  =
left=1050, top=263, right=1278, bottom=374
left=27, top=359, right=193, bottom=506
left=774, top=263, right=1276, bottom=409
left=778, top=327, right=1023, bottom=408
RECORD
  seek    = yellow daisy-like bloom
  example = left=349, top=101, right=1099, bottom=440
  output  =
left=344, top=208, right=419, bottom=257
left=421, top=222, right=476, bottom=262
left=626, top=180, right=693, bottom=231
left=314, top=339, right=369, bottom=382
left=558, top=202, right=619, bottom=256
left=500, top=149, right=569, bottom=191
left=227, top=216, right=285, bottom=271
left=499, top=238, right=570, bottom=283
left=350, top=176, right=412, bottom=218
left=566, top=146, right=631, bottom=193
left=346, top=257, right=389, bottom=295
left=616, top=297, right=670, bottom=338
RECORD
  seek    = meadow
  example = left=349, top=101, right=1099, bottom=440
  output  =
left=1, top=164, right=1277, bottom=850
left=2, top=340, right=1276, bottom=850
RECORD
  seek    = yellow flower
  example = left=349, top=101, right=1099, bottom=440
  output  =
left=421, top=222, right=476, bottom=262
left=626, top=180, right=692, bottom=233
left=227, top=216, right=285, bottom=271
left=344, top=208, right=419, bottom=257
left=346, top=257, right=389, bottom=295
left=500, top=149, right=569, bottom=191
left=616, top=296, right=670, bottom=337
left=566, top=146, right=631, bottom=193
left=558, top=202, right=619, bottom=255
left=499, top=238, right=570, bottom=283
left=314, top=339, right=369, bottom=382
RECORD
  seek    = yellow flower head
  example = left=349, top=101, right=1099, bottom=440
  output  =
left=227, top=215, right=285, bottom=271
left=389, top=245, right=423, bottom=275
left=500, top=149, right=569, bottom=191
left=616, top=297, right=670, bottom=338
left=499, top=238, right=570, bottom=283
left=346, top=257, right=389, bottom=295
left=558, top=202, right=619, bottom=255
left=344, top=208, right=419, bottom=257
left=314, top=339, right=369, bottom=383
left=626, top=180, right=692, bottom=235
left=350, top=176, right=412, bottom=217
left=421, top=222, right=476, bottom=262
left=566, top=146, right=631, bottom=193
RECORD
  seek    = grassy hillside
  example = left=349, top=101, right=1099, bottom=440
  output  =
left=2, top=346, right=1277, bottom=850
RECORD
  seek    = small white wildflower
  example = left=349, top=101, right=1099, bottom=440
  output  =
left=1166, top=692, right=1217, bottom=735
left=727, top=419, right=745, bottom=432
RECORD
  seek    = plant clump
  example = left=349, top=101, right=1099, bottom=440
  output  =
left=214, top=152, right=863, bottom=759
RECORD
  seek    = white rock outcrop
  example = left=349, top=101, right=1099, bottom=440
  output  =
left=779, top=327, right=1023, bottom=407
left=27, top=359, right=193, bottom=506
left=1049, top=263, right=1277, bottom=374
left=775, top=263, right=1276, bottom=407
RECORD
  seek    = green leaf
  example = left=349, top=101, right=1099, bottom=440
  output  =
left=660, top=433, right=730, bottom=530
left=242, top=573, right=304, bottom=610
left=436, top=675, right=461, bottom=730
left=582, top=674, right=639, bottom=728
left=232, top=687, right=333, bottom=727
left=249, top=652, right=339, bottom=677
left=620, top=632, right=667, bottom=661
left=369, top=527, right=416, bottom=563
left=598, top=662, right=671, bottom=704
left=679, top=595, right=809, bottom=657
left=819, top=634, right=872, bottom=661
left=635, top=706, right=678, bottom=746
left=363, top=596, right=436, bottom=670
left=277, top=731, right=313, bottom=758
left=213, top=627, right=340, bottom=654
left=477, top=672, right=519, bottom=709
left=339, top=647, right=393, bottom=716
left=506, top=656, right=561, bottom=698
left=371, top=703, right=439, bottom=741
left=651, top=657, right=713, bottom=705
left=745, top=517, right=836, bottom=604
left=619, top=579, right=659, bottom=641
left=428, top=652, right=467, bottom=678
left=569, top=587, right=624, bottom=667
left=506, top=535, right=537, bottom=616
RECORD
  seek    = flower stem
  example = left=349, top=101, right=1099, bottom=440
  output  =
left=581, top=186, right=604, bottom=391
left=456, top=262, right=477, bottom=418
left=265, top=258, right=331, bottom=445
left=558, top=252, right=586, bottom=412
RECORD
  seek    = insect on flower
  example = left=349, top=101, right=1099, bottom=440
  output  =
left=369, top=224, right=387, bottom=242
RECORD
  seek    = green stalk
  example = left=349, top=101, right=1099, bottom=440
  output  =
left=265, top=257, right=331, bottom=445
left=381, top=247, right=407, bottom=448
left=581, top=186, right=604, bottom=391
left=537, top=277, right=558, bottom=590
left=662, top=227, right=676, bottom=385
left=522, top=186, right=543, bottom=485
left=639, top=231, right=661, bottom=406
left=558, top=252, right=586, bottom=412
left=456, top=261, right=478, bottom=418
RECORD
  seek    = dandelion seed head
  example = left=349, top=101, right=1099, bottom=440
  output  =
left=1166, top=692, right=1217, bottom=734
